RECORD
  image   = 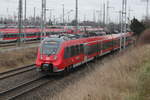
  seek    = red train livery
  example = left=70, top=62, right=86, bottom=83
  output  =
left=0, top=26, right=105, bottom=43
left=0, top=28, right=65, bottom=43
left=35, top=32, right=133, bottom=73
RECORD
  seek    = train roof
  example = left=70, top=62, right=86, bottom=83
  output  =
left=41, top=31, right=107, bottom=45
left=0, top=28, right=65, bottom=34
left=42, top=37, right=64, bottom=42
left=0, top=28, right=41, bottom=34
left=40, top=32, right=132, bottom=48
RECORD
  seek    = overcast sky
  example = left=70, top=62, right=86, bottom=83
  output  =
left=0, top=0, right=148, bottom=23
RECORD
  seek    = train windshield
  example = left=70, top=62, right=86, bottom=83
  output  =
left=41, top=41, right=60, bottom=55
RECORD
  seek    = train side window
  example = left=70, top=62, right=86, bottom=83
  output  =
left=103, top=42, right=108, bottom=50
left=13, top=34, right=18, bottom=38
left=103, top=41, right=113, bottom=49
left=80, top=44, right=84, bottom=53
left=11, top=34, right=13, bottom=38
left=32, top=33, right=36, bottom=36
left=7, top=34, right=10, bottom=38
left=64, top=47, right=71, bottom=59
left=116, top=39, right=119, bottom=45
left=5, top=34, right=8, bottom=38
left=75, top=45, right=78, bottom=55
left=37, top=32, right=40, bottom=36
left=89, top=45, right=94, bottom=54
left=0, top=33, right=2, bottom=38
left=109, top=41, right=113, bottom=47
left=85, top=44, right=96, bottom=55
left=84, top=45, right=89, bottom=55
left=3, top=35, right=6, bottom=38
left=92, top=44, right=98, bottom=53
left=113, top=40, right=116, bottom=45
left=73, top=45, right=77, bottom=56
left=7, top=34, right=11, bottom=38
left=98, top=42, right=101, bottom=50
left=70, top=46, right=75, bottom=57
left=76, top=45, right=80, bottom=55
left=73, top=46, right=76, bottom=56
left=27, top=33, right=31, bottom=36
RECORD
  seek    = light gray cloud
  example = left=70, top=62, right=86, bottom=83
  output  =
left=0, top=0, right=148, bottom=22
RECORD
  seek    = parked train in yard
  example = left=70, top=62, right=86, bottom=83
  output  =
left=0, top=26, right=65, bottom=43
left=35, top=32, right=133, bottom=74
left=0, top=26, right=104, bottom=43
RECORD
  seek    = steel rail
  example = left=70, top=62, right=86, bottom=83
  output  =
left=0, top=64, right=36, bottom=80
left=0, top=41, right=40, bottom=47
left=0, top=75, right=50, bottom=100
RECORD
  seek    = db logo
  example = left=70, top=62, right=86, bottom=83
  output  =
left=46, top=57, right=50, bottom=60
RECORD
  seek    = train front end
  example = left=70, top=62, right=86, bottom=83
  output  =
left=36, top=38, right=64, bottom=73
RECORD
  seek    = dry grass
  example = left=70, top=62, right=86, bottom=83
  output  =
left=0, top=47, right=37, bottom=72
left=45, top=45, right=150, bottom=100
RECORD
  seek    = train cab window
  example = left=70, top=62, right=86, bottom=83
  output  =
left=41, top=41, right=60, bottom=55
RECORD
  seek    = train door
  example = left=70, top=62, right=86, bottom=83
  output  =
left=0, top=32, right=3, bottom=41
left=97, top=40, right=102, bottom=56
left=83, top=43, right=88, bottom=63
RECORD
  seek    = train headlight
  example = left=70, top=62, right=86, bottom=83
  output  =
left=40, top=55, right=43, bottom=60
left=53, top=56, right=57, bottom=60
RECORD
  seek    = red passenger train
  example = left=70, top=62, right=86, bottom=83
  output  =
left=0, top=26, right=105, bottom=43
left=35, top=32, right=133, bottom=73
left=0, top=27, right=65, bottom=43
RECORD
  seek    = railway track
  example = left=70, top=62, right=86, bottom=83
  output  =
left=0, top=64, right=36, bottom=80
left=0, top=40, right=40, bottom=48
left=0, top=64, right=51, bottom=100
left=0, top=75, right=50, bottom=100
left=0, top=51, right=120, bottom=100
